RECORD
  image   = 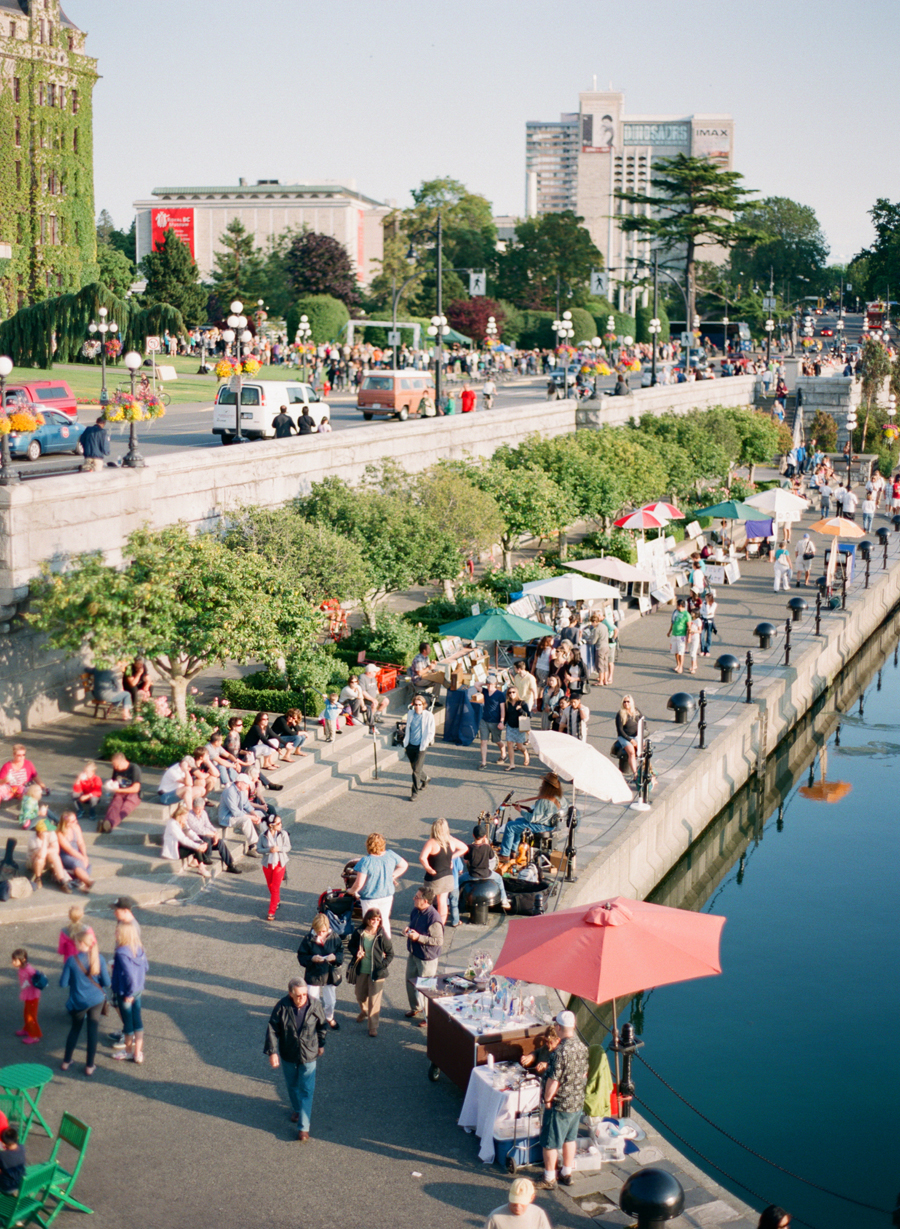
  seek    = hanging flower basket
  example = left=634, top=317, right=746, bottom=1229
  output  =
left=215, top=358, right=238, bottom=380
left=241, top=357, right=261, bottom=375
left=104, top=338, right=122, bottom=359
left=81, top=340, right=101, bottom=360
left=882, top=424, right=900, bottom=441
left=103, top=390, right=166, bottom=423
left=629, top=360, right=642, bottom=373
left=0, top=408, right=44, bottom=435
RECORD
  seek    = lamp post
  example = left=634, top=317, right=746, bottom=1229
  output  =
left=835, top=316, right=844, bottom=353
left=87, top=305, right=118, bottom=406
left=0, top=355, right=18, bottom=486
left=485, top=314, right=498, bottom=348
left=552, top=310, right=574, bottom=397
left=845, top=405, right=858, bottom=486
left=648, top=316, right=661, bottom=386
left=427, top=314, right=449, bottom=407
left=764, top=318, right=774, bottom=364
left=223, top=299, right=251, bottom=443
left=122, top=350, right=145, bottom=469
left=295, top=313, right=312, bottom=383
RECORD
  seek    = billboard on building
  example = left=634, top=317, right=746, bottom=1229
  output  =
left=151, top=207, right=195, bottom=257
left=581, top=112, right=615, bottom=153
left=692, top=127, right=731, bottom=164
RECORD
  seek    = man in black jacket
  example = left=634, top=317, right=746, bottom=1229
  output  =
left=264, top=976, right=327, bottom=1141
left=80, top=416, right=110, bottom=471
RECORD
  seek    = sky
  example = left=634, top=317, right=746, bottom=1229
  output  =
left=76, top=0, right=900, bottom=265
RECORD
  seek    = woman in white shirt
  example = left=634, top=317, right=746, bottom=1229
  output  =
left=699, top=591, right=717, bottom=658
left=161, top=804, right=210, bottom=877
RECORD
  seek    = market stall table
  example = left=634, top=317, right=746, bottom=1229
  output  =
left=459, top=1062, right=541, bottom=1163
left=424, top=987, right=546, bottom=1090
left=0, top=1062, right=54, bottom=1140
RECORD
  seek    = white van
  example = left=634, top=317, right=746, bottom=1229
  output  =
left=211, top=381, right=330, bottom=443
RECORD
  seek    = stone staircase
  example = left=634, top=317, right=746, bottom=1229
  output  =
left=0, top=692, right=439, bottom=925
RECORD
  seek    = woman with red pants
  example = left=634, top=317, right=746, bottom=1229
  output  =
left=259, top=814, right=291, bottom=920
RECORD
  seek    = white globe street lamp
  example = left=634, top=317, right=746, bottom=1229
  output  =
left=121, top=350, right=146, bottom=469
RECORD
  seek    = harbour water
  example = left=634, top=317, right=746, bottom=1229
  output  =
left=589, top=610, right=900, bottom=1229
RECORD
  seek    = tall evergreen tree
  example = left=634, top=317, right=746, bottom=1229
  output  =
left=208, top=219, right=266, bottom=311
left=616, top=154, right=757, bottom=324
left=142, top=230, right=207, bottom=326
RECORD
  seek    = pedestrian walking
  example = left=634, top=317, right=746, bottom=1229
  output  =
left=484, top=1177, right=552, bottom=1229
left=297, top=914, right=343, bottom=1031
left=419, top=818, right=468, bottom=925
left=699, top=590, right=717, bottom=657
left=667, top=599, right=689, bottom=673
left=503, top=685, right=532, bottom=771
left=686, top=612, right=702, bottom=674
left=348, top=833, right=409, bottom=937
left=402, top=694, right=435, bottom=800
left=404, top=886, right=443, bottom=1027
left=259, top=814, right=291, bottom=921
left=263, top=976, right=326, bottom=1141
left=476, top=676, right=507, bottom=768
left=11, top=948, right=43, bottom=1044
left=535, top=1010, right=589, bottom=1190
left=110, top=921, right=148, bottom=1065
left=794, top=533, right=816, bottom=585
left=772, top=542, right=793, bottom=591
left=819, top=480, right=832, bottom=517
left=59, top=927, right=111, bottom=1076
left=347, top=908, right=394, bottom=1037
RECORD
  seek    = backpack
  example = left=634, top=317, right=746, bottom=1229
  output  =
left=31, top=969, right=49, bottom=990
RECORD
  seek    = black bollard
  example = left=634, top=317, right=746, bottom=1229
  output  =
left=745, top=651, right=753, bottom=704
left=878, top=669, right=883, bottom=691
left=640, top=738, right=653, bottom=807
left=841, top=565, right=847, bottom=610
left=564, top=804, right=578, bottom=882
left=885, top=536, right=890, bottom=570
left=620, top=1168, right=684, bottom=1229
left=865, top=551, right=871, bottom=589
left=698, top=690, right=707, bottom=749
left=784, top=617, right=792, bottom=667
left=815, top=588, right=822, bottom=636
left=610, top=1021, right=644, bottom=1119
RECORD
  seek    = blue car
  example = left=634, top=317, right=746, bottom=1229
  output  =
left=9, top=406, right=86, bottom=461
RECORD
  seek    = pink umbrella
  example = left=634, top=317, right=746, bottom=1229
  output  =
left=641, top=501, right=684, bottom=521
left=613, top=509, right=668, bottom=532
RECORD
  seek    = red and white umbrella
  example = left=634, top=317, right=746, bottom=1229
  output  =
left=613, top=508, right=668, bottom=532
left=641, top=501, right=684, bottom=521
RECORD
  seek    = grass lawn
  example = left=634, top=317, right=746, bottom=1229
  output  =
left=10, top=354, right=221, bottom=405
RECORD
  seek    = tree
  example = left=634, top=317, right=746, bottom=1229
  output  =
left=109, top=219, right=137, bottom=264
left=417, top=467, right=504, bottom=572
left=296, top=476, right=463, bottom=623
left=96, top=209, right=114, bottom=246
left=720, top=408, right=782, bottom=483
left=446, top=297, right=505, bottom=343
left=496, top=212, right=602, bottom=310
left=27, top=525, right=320, bottom=721
left=208, top=219, right=266, bottom=313
left=616, top=154, right=757, bottom=324
left=859, top=337, right=892, bottom=449
left=850, top=199, right=900, bottom=303
left=471, top=460, right=577, bottom=571
left=732, top=196, right=829, bottom=289
left=142, top=230, right=207, bottom=326
left=97, top=245, right=135, bottom=298
left=285, top=295, right=349, bottom=345
left=221, top=508, right=372, bottom=604
left=284, top=232, right=358, bottom=307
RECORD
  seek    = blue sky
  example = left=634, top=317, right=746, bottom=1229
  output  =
left=78, top=0, right=899, bottom=263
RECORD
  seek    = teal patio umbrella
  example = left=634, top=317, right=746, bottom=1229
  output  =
left=439, top=607, right=549, bottom=668
left=693, top=499, right=761, bottom=555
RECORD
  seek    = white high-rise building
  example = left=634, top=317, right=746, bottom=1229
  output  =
left=526, top=91, right=734, bottom=309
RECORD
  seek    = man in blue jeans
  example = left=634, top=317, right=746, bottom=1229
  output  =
left=264, top=976, right=327, bottom=1142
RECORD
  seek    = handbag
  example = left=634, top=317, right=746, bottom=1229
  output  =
left=518, top=716, right=532, bottom=732
left=345, top=953, right=360, bottom=986
left=75, top=955, right=109, bottom=1015
left=327, top=964, right=343, bottom=987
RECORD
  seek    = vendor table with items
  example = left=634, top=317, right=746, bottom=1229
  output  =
left=423, top=979, right=547, bottom=1090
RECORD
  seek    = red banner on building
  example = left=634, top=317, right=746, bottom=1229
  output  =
left=151, top=207, right=195, bottom=258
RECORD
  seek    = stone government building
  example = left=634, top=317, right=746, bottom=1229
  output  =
left=0, top=0, right=98, bottom=314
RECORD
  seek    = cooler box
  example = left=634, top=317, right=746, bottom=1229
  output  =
left=494, top=1128, right=542, bottom=1172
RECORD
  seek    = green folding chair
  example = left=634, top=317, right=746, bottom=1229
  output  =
left=0, top=1161, right=59, bottom=1229
left=42, top=1114, right=93, bottom=1225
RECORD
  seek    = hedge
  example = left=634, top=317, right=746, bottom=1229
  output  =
left=220, top=678, right=310, bottom=715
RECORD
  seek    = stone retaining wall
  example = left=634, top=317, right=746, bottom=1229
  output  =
left=576, top=373, right=759, bottom=429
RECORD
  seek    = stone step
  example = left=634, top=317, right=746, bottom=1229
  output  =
left=0, top=872, right=204, bottom=926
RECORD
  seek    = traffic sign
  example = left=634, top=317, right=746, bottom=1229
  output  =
left=469, top=271, right=486, bottom=296
left=145, top=336, right=161, bottom=353
left=762, top=296, right=777, bottom=310
left=590, top=270, right=608, bottom=297
left=387, top=331, right=401, bottom=345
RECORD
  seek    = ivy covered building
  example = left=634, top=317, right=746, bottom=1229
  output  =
left=0, top=0, right=97, bottom=315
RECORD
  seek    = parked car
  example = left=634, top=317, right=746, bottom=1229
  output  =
left=356, top=370, right=435, bottom=420
left=546, top=364, right=582, bottom=392
left=211, top=380, right=329, bottom=443
left=8, top=406, right=86, bottom=460
left=820, top=327, right=834, bottom=337
left=4, top=379, right=78, bottom=419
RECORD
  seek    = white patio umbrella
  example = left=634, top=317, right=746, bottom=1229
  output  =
left=565, top=557, right=654, bottom=584
left=522, top=575, right=621, bottom=602
left=528, top=730, right=634, bottom=807
left=745, top=487, right=809, bottom=538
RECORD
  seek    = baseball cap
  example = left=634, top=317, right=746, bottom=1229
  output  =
left=555, top=1009, right=576, bottom=1029
left=508, top=1177, right=534, bottom=1203
left=112, top=896, right=137, bottom=911
left=235, top=773, right=252, bottom=785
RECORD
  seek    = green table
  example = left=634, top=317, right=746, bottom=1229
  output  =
left=0, top=1062, right=54, bottom=1140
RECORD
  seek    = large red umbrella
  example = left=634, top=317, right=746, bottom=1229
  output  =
left=493, top=896, right=725, bottom=1005
left=613, top=509, right=668, bottom=532
left=641, top=501, right=684, bottom=521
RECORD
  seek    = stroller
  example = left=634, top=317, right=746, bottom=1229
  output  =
left=317, top=859, right=362, bottom=938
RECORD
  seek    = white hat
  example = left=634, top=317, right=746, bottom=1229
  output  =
left=235, top=773, right=252, bottom=785
left=555, top=1009, right=576, bottom=1029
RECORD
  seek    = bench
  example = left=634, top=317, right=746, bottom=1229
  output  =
left=79, top=672, right=127, bottom=720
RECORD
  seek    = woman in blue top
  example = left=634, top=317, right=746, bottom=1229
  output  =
left=59, top=927, right=111, bottom=1076
left=110, top=920, right=149, bottom=1065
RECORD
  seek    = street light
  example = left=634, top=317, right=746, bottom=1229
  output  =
left=846, top=406, right=858, bottom=486
left=764, top=318, right=775, bottom=364
left=835, top=317, right=844, bottom=350
left=225, top=299, right=251, bottom=444
left=0, top=355, right=18, bottom=486
left=648, top=316, right=661, bottom=386
left=295, top=313, right=312, bottom=382
left=87, top=305, right=118, bottom=406
left=121, top=350, right=145, bottom=469
left=552, top=310, right=575, bottom=397
left=485, top=315, right=498, bottom=347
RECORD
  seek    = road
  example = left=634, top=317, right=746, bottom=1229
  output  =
left=17, top=371, right=640, bottom=479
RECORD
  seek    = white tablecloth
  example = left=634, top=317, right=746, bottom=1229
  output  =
left=458, top=1064, right=540, bottom=1163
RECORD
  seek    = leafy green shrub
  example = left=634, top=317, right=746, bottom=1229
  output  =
left=98, top=700, right=231, bottom=766
left=338, top=609, right=424, bottom=668
left=221, top=677, right=307, bottom=713
left=569, top=307, right=597, bottom=346
left=285, top=294, right=349, bottom=345
left=404, top=589, right=494, bottom=632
